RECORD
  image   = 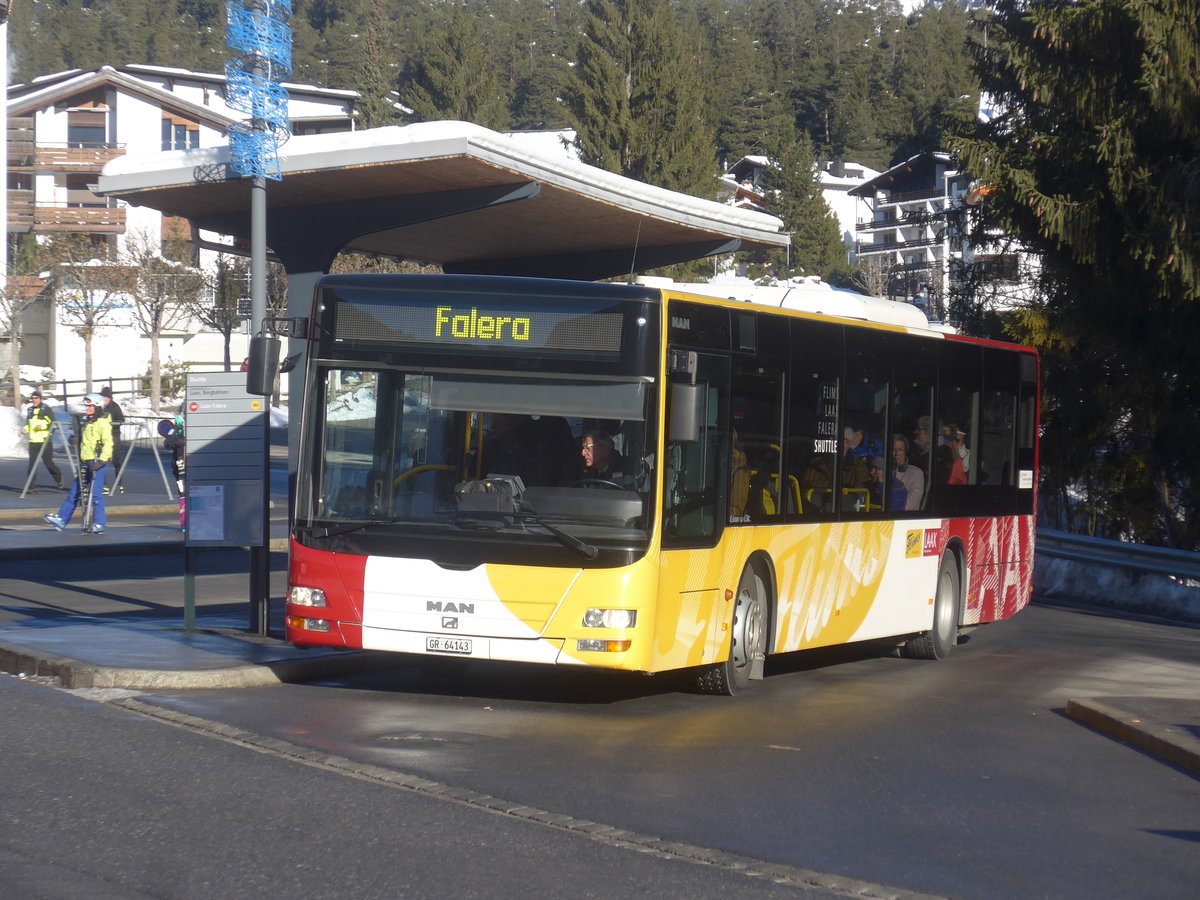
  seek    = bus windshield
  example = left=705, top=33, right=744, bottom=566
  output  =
left=301, top=366, right=656, bottom=554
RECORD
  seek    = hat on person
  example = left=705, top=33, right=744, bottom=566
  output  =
left=99, top=385, right=113, bottom=398
left=83, top=394, right=103, bottom=407
left=870, top=456, right=885, bottom=470
left=30, top=390, right=41, bottom=399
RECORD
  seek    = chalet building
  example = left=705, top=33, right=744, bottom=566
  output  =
left=720, top=155, right=881, bottom=259
left=4, top=64, right=358, bottom=382
left=849, top=150, right=1034, bottom=318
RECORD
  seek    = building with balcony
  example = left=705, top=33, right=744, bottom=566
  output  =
left=720, top=155, right=880, bottom=252
left=5, top=64, right=358, bottom=384
left=849, top=150, right=1036, bottom=319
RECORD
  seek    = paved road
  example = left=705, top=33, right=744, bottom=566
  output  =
left=124, top=601, right=1200, bottom=900
left=3, top=676, right=852, bottom=900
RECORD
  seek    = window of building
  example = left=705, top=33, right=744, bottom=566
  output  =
left=162, top=117, right=200, bottom=151
left=67, top=110, right=107, bottom=147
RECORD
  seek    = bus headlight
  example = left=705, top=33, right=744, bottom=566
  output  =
left=582, top=608, right=636, bottom=628
left=289, top=586, right=327, bottom=607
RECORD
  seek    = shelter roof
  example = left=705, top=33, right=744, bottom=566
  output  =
left=97, top=121, right=788, bottom=281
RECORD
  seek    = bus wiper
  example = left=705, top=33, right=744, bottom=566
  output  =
left=296, top=519, right=397, bottom=539
left=513, top=509, right=598, bottom=560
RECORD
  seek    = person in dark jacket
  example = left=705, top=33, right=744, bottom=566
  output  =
left=98, top=385, right=126, bottom=493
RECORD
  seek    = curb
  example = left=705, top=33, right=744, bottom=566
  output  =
left=1065, top=698, right=1200, bottom=777
left=0, top=536, right=288, bottom=562
left=0, top=639, right=397, bottom=690
left=0, top=503, right=178, bottom=521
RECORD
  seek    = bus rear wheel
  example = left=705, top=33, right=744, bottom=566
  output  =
left=903, top=552, right=961, bottom=660
left=696, top=566, right=768, bottom=695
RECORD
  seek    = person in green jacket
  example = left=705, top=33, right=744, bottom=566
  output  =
left=22, top=391, right=65, bottom=492
left=44, top=394, right=113, bottom=534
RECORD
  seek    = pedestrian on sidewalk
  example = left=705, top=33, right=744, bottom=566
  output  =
left=98, top=385, right=126, bottom=494
left=22, top=391, right=65, bottom=493
left=160, top=412, right=187, bottom=532
left=44, top=394, right=113, bottom=535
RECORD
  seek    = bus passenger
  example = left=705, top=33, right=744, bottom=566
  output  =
left=891, top=434, right=925, bottom=510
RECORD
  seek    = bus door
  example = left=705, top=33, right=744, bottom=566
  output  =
left=662, top=351, right=730, bottom=544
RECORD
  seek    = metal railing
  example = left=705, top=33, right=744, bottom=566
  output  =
left=1037, top=528, right=1200, bottom=582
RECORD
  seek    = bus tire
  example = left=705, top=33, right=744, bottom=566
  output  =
left=904, top=552, right=961, bottom=660
left=696, top=565, right=768, bottom=695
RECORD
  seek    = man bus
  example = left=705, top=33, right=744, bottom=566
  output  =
left=284, top=274, right=1037, bottom=694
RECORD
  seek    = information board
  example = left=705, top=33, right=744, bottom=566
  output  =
left=184, top=372, right=268, bottom=547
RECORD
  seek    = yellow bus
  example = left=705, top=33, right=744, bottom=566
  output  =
left=287, top=274, right=1038, bottom=694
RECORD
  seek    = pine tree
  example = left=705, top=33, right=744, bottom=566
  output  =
left=355, top=0, right=398, bottom=128
left=563, top=0, right=715, bottom=197
left=949, top=0, right=1200, bottom=549
left=403, top=1, right=509, bottom=129
left=756, top=129, right=848, bottom=283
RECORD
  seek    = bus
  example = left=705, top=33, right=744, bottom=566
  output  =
left=285, top=274, right=1038, bottom=694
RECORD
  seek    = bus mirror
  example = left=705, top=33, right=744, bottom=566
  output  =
left=669, top=383, right=703, bottom=443
left=246, top=336, right=281, bottom=396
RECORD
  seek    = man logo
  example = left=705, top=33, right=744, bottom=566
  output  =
left=427, top=601, right=474, bottom=614
left=442, top=617, right=459, bottom=629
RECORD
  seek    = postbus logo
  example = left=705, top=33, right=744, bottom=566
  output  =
left=435, top=306, right=531, bottom=342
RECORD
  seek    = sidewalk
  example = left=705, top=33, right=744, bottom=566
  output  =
left=0, top=440, right=399, bottom=690
left=1, top=445, right=1198, bottom=778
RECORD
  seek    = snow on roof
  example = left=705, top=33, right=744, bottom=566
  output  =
left=502, top=129, right=579, bottom=163
left=101, top=120, right=786, bottom=242
left=638, top=275, right=934, bottom=331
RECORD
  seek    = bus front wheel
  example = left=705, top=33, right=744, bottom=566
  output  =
left=903, top=552, right=961, bottom=660
left=696, top=565, right=768, bottom=695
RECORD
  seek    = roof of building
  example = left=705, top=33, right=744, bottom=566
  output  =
left=848, top=151, right=955, bottom=197
left=7, top=66, right=238, bottom=129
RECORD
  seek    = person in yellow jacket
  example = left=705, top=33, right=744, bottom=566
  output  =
left=22, top=391, right=65, bottom=493
left=44, top=394, right=113, bottom=535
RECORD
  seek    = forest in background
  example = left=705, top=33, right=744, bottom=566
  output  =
left=9, top=0, right=979, bottom=175
left=11, top=1, right=1199, bottom=551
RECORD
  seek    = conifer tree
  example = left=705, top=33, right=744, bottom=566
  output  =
left=756, top=129, right=848, bottom=283
left=950, top=0, right=1200, bottom=549
left=563, top=0, right=715, bottom=197
left=403, top=1, right=509, bottom=129
left=355, top=0, right=398, bottom=128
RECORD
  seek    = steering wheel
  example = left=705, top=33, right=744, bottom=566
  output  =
left=570, top=478, right=624, bottom=490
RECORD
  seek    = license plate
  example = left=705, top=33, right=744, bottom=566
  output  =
left=426, top=636, right=473, bottom=655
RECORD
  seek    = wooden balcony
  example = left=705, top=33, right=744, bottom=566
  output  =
left=34, top=143, right=127, bottom=171
left=7, top=191, right=34, bottom=229
left=7, top=117, right=34, bottom=165
left=26, top=202, right=127, bottom=234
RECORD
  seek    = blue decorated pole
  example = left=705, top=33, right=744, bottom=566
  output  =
left=225, top=1, right=292, bottom=634
left=225, top=0, right=292, bottom=335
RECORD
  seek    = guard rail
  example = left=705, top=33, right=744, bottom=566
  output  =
left=1038, top=528, right=1200, bottom=583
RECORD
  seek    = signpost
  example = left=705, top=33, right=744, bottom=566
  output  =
left=183, top=372, right=272, bottom=633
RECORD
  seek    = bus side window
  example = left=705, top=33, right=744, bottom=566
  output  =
left=730, top=360, right=785, bottom=523
left=786, top=320, right=842, bottom=520
left=841, top=331, right=889, bottom=516
left=934, top=343, right=982, bottom=516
